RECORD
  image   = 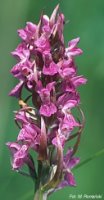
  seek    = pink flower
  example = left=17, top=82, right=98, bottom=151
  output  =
left=9, top=81, right=23, bottom=98
left=65, top=37, right=83, bottom=57
left=56, top=149, right=80, bottom=189
left=15, top=110, right=30, bottom=124
left=42, top=53, right=58, bottom=75
left=40, top=102, right=57, bottom=117
left=11, top=60, right=33, bottom=80
left=11, top=43, right=30, bottom=61
left=52, top=133, right=66, bottom=147
left=62, top=100, right=78, bottom=114
left=18, top=22, right=37, bottom=43
left=36, top=81, right=57, bottom=117
left=71, top=75, right=87, bottom=87
left=58, top=114, right=79, bottom=139
left=17, top=124, right=40, bottom=151
left=62, top=75, right=87, bottom=93
left=34, top=35, right=50, bottom=53
left=57, top=92, right=80, bottom=111
left=6, top=142, right=29, bottom=170
left=15, top=110, right=41, bottom=150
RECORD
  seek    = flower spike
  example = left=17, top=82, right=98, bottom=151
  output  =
left=7, top=5, right=87, bottom=200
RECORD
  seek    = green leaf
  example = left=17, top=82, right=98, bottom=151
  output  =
left=75, top=148, right=104, bottom=170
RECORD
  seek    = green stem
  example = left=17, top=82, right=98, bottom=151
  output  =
left=34, top=190, right=47, bottom=200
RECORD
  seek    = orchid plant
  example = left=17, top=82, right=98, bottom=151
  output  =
left=7, top=5, right=87, bottom=200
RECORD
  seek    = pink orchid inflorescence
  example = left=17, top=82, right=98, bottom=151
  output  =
left=7, top=5, right=87, bottom=197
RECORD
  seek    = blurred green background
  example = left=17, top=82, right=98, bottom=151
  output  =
left=0, top=0, right=104, bottom=199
